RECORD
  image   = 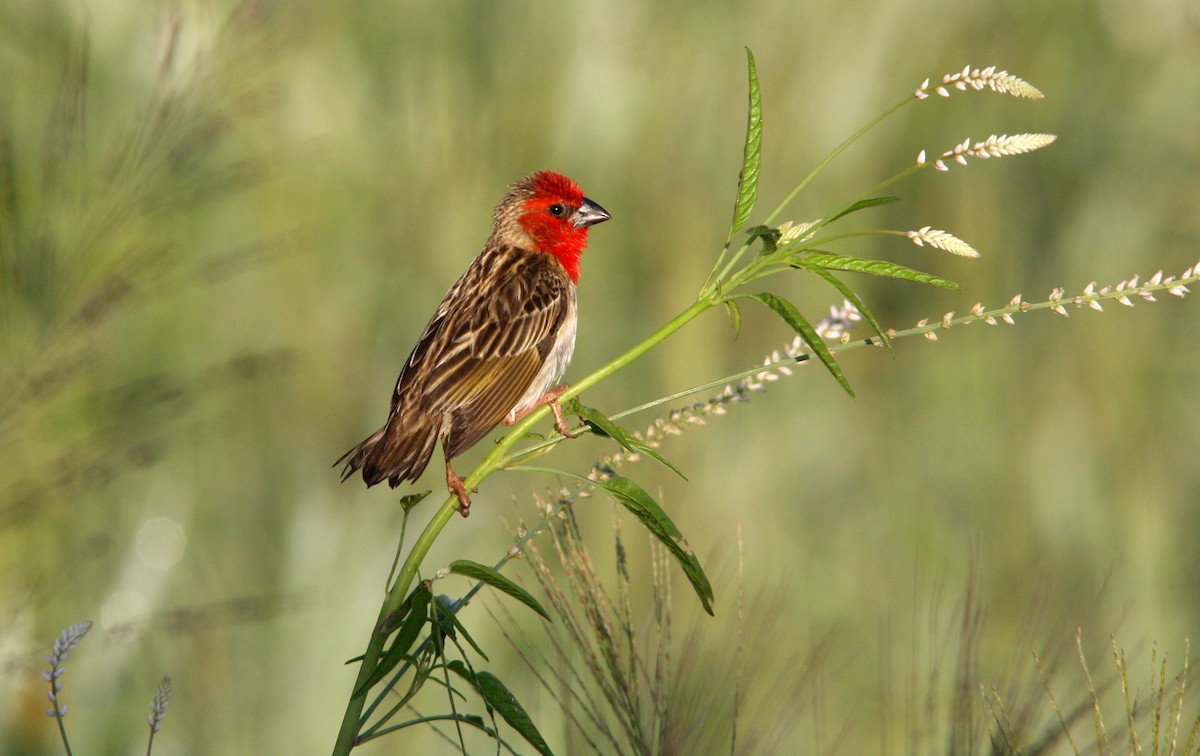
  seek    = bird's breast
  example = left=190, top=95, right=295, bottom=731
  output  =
left=508, top=288, right=577, bottom=420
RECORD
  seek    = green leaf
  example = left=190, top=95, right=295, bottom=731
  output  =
left=432, top=596, right=489, bottom=661
left=600, top=477, right=714, bottom=615
left=805, top=267, right=893, bottom=357
left=572, top=403, right=686, bottom=479
left=792, top=252, right=959, bottom=289
left=723, top=299, right=742, bottom=337
left=448, top=663, right=554, bottom=756
left=728, top=48, right=762, bottom=237
left=747, top=292, right=854, bottom=398
left=449, top=560, right=551, bottom=622
left=827, top=195, right=901, bottom=223
left=353, top=584, right=431, bottom=698
left=377, top=712, right=488, bottom=735
left=399, top=490, right=431, bottom=513
left=744, top=224, right=780, bottom=256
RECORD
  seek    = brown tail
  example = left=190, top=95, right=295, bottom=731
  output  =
left=336, top=411, right=441, bottom=488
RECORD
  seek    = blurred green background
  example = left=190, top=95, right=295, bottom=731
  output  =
left=2, top=0, right=1198, bottom=753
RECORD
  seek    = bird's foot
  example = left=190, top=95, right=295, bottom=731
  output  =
left=505, top=384, right=579, bottom=438
left=446, top=459, right=473, bottom=518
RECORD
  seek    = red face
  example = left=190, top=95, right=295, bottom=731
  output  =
left=518, top=171, right=608, bottom=282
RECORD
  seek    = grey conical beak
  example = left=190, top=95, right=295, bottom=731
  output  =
left=573, top=197, right=611, bottom=228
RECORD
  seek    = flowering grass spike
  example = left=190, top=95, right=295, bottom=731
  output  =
left=914, top=65, right=1044, bottom=100
left=44, top=621, right=92, bottom=719
left=907, top=227, right=980, bottom=258
left=148, top=675, right=171, bottom=733
left=43, top=620, right=93, bottom=756
left=919, top=133, right=1057, bottom=172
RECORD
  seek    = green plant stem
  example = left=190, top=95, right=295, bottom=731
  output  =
left=331, top=295, right=715, bottom=755
left=55, top=712, right=73, bottom=756
left=701, top=94, right=917, bottom=299
left=761, top=93, right=913, bottom=229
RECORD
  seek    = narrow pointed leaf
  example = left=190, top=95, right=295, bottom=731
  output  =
left=353, top=585, right=431, bottom=698
left=448, top=663, right=554, bottom=756
left=827, top=195, right=901, bottom=223
left=433, top=597, right=489, bottom=661
left=728, top=48, right=762, bottom=237
left=600, top=477, right=714, bottom=615
left=805, top=267, right=893, bottom=357
left=449, top=560, right=551, bottom=622
left=572, top=403, right=686, bottom=479
left=371, top=713, right=487, bottom=737
left=792, top=252, right=958, bottom=289
left=748, top=292, right=854, bottom=397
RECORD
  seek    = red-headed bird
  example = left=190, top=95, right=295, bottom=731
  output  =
left=338, top=171, right=610, bottom=516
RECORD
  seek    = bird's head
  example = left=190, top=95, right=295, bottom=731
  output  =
left=497, top=171, right=609, bottom=282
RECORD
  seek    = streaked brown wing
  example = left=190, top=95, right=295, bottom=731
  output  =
left=424, top=256, right=566, bottom=396
left=388, top=251, right=569, bottom=454
left=439, top=350, right=544, bottom=457
left=432, top=257, right=571, bottom=455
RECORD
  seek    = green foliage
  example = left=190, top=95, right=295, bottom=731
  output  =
left=826, top=195, right=903, bottom=223
left=570, top=401, right=687, bottom=479
left=353, top=583, right=431, bottom=698
left=789, top=252, right=960, bottom=288
left=744, top=291, right=855, bottom=397
left=449, top=662, right=554, bottom=756
left=448, top=560, right=551, bottom=622
left=804, top=267, right=893, bottom=355
left=728, top=47, right=762, bottom=239
left=599, top=476, right=715, bottom=615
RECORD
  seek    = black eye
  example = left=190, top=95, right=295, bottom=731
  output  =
left=548, top=203, right=567, bottom=218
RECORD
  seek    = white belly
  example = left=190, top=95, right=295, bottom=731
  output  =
left=508, top=293, right=577, bottom=420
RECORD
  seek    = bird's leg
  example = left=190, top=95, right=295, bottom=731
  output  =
left=504, top=383, right=579, bottom=438
left=445, top=458, right=472, bottom=518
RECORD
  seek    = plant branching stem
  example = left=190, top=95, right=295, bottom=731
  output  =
left=762, top=94, right=913, bottom=229
left=332, top=296, right=715, bottom=755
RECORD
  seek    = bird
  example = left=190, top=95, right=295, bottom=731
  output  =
left=337, top=171, right=610, bottom=517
